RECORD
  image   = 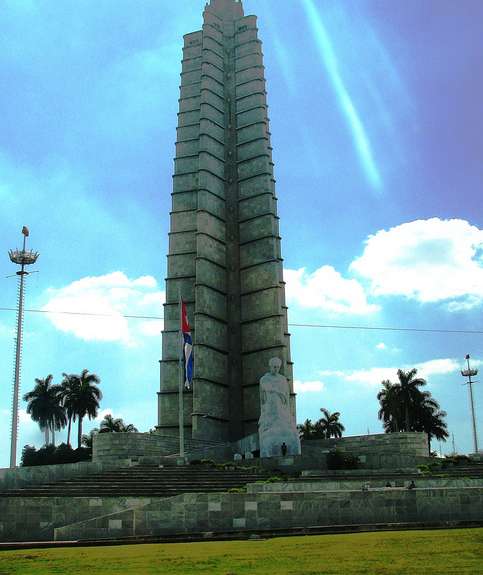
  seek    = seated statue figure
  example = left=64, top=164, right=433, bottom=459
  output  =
left=258, top=357, right=301, bottom=458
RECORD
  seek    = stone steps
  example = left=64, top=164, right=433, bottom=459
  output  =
left=0, top=465, right=269, bottom=498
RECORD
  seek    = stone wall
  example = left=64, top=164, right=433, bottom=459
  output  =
left=0, top=496, right=151, bottom=542
left=247, top=477, right=483, bottom=493
left=53, top=486, right=483, bottom=541
left=93, top=432, right=231, bottom=463
left=302, top=432, right=429, bottom=469
left=91, top=432, right=430, bottom=470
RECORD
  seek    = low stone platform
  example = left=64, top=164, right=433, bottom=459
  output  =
left=0, top=464, right=268, bottom=541
left=2, top=464, right=482, bottom=542
left=52, top=483, right=483, bottom=542
left=2, top=432, right=480, bottom=543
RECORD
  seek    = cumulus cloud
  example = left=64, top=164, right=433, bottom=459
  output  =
left=294, top=380, right=325, bottom=393
left=350, top=218, right=483, bottom=309
left=376, top=342, right=387, bottom=350
left=42, top=272, right=164, bottom=345
left=284, top=266, right=379, bottom=315
left=320, top=358, right=461, bottom=388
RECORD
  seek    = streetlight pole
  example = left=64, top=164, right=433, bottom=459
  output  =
left=461, top=354, right=479, bottom=454
left=8, top=227, right=39, bottom=468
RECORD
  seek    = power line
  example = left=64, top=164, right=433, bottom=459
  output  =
left=289, top=323, right=483, bottom=335
left=0, top=307, right=161, bottom=321
left=0, top=306, right=482, bottom=335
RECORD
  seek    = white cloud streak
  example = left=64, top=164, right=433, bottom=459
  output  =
left=302, top=0, right=382, bottom=190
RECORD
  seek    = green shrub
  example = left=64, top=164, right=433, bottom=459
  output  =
left=327, top=449, right=359, bottom=470
left=265, top=476, right=283, bottom=483
left=20, top=443, right=91, bottom=467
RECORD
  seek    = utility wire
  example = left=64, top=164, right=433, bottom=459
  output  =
left=0, top=306, right=482, bottom=334
left=0, top=307, right=159, bottom=321
left=289, top=323, right=483, bottom=335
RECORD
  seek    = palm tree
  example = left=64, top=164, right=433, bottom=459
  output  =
left=377, top=380, right=402, bottom=432
left=99, top=414, right=138, bottom=433
left=23, top=375, right=66, bottom=446
left=397, top=368, right=427, bottom=431
left=318, top=408, right=345, bottom=439
left=377, top=369, right=449, bottom=453
left=378, top=369, right=428, bottom=432
left=59, top=373, right=79, bottom=447
left=120, top=422, right=138, bottom=432
left=298, top=419, right=316, bottom=440
left=99, top=414, right=124, bottom=433
left=414, top=395, right=449, bottom=454
left=81, top=428, right=99, bottom=449
left=67, top=369, right=102, bottom=448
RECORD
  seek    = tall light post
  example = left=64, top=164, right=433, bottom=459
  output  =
left=8, top=226, right=39, bottom=468
left=461, top=354, right=479, bottom=454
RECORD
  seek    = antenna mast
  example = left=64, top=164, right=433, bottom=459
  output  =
left=8, top=226, right=39, bottom=468
left=461, top=354, right=479, bottom=454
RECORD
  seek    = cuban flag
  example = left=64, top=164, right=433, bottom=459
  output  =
left=181, top=300, right=193, bottom=391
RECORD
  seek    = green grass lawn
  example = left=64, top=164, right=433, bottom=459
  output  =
left=0, top=528, right=482, bottom=575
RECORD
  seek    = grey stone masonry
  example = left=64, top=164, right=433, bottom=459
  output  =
left=158, top=0, right=293, bottom=442
left=52, top=486, right=483, bottom=542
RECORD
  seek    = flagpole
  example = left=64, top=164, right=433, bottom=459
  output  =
left=178, top=291, right=185, bottom=460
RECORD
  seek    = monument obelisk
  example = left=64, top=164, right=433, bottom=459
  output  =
left=158, top=0, right=294, bottom=442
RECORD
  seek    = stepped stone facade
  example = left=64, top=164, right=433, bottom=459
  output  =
left=158, top=0, right=294, bottom=442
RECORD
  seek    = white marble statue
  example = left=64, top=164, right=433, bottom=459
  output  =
left=258, top=357, right=301, bottom=458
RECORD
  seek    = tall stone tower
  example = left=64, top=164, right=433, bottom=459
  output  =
left=158, top=0, right=294, bottom=442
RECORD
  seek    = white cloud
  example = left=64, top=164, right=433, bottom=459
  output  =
left=375, top=342, right=401, bottom=354
left=320, top=358, right=461, bottom=389
left=41, top=272, right=164, bottom=345
left=294, top=380, right=325, bottom=393
left=284, top=266, right=379, bottom=315
left=350, top=218, right=483, bottom=309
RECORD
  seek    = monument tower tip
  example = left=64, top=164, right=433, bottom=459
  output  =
left=207, top=0, right=244, bottom=18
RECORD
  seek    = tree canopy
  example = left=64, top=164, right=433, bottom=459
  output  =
left=377, top=368, right=448, bottom=453
left=298, top=409, right=345, bottom=440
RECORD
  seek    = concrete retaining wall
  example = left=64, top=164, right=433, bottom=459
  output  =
left=93, top=433, right=231, bottom=463
left=53, top=486, right=483, bottom=541
left=0, top=496, right=152, bottom=542
left=247, top=477, right=483, bottom=493
left=301, top=432, right=429, bottom=469
left=304, top=431, right=428, bottom=456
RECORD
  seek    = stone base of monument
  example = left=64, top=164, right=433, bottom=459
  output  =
left=88, top=431, right=434, bottom=475
left=1, top=453, right=483, bottom=542
left=3, top=431, right=481, bottom=542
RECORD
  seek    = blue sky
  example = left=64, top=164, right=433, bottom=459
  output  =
left=1, top=0, right=482, bottom=467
